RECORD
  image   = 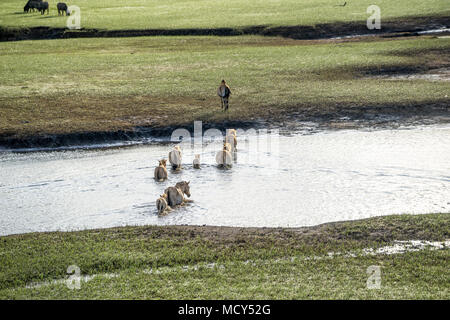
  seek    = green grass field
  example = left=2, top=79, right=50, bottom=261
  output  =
left=1, top=0, right=449, bottom=30
left=0, top=35, right=449, bottom=138
left=0, top=213, right=448, bottom=299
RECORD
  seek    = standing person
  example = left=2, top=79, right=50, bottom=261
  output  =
left=217, top=80, right=231, bottom=111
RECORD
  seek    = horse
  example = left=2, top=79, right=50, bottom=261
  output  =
left=223, top=142, right=232, bottom=153
left=154, top=159, right=168, bottom=181
left=168, top=145, right=182, bottom=170
left=193, top=154, right=201, bottom=169
left=216, top=144, right=233, bottom=168
left=164, top=181, right=191, bottom=207
left=225, top=129, right=237, bottom=152
left=156, top=193, right=170, bottom=215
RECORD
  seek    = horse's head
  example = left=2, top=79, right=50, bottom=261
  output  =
left=159, top=159, right=167, bottom=167
left=176, top=181, right=190, bottom=197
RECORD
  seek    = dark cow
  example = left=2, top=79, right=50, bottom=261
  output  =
left=24, top=0, right=41, bottom=13
left=57, top=2, right=69, bottom=16
left=38, top=1, right=49, bottom=15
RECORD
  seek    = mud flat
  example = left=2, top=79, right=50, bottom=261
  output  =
left=1, top=103, right=449, bottom=150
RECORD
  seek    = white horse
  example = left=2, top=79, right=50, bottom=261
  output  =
left=216, top=144, right=233, bottom=168
left=168, top=146, right=182, bottom=170
left=193, top=154, right=201, bottom=169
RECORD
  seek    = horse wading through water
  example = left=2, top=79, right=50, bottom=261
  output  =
left=164, top=181, right=191, bottom=207
left=169, top=146, right=182, bottom=170
left=154, top=159, right=168, bottom=181
left=156, top=193, right=171, bottom=215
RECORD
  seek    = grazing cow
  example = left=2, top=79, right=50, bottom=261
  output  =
left=154, top=159, right=168, bottom=181
left=24, top=0, right=41, bottom=13
left=39, top=1, right=49, bottom=15
left=57, top=2, right=69, bottom=16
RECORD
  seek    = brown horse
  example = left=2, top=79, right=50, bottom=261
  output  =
left=164, top=181, right=191, bottom=207
left=156, top=193, right=170, bottom=215
left=225, top=129, right=237, bottom=151
left=154, top=159, right=168, bottom=181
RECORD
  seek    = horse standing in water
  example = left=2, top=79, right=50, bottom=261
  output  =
left=156, top=193, right=171, bottom=215
left=164, top=181, right=191, bottom=207
left=216, top=143, right=233, bottom=168
left=225, top=129, right=237, bottom=152
left=193, top=154, right=201, bottom=169
left=154, top=159, right=168, bottom=181
left=169, top=146, right=182, bottom=170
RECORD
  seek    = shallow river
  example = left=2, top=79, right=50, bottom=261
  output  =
left=1, top=124, right=449, bottom=236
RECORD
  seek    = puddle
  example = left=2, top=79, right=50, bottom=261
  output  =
left=330, top=27, right=450, bottom=40
left=372, top=67, right=450, bottom=82
left=25, top=273, right=118, bottom=289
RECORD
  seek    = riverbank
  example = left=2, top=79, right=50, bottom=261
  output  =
left=1, top=108, right=449, bottom=150
left=0, top=213, right=448, bottom=299
left=1, top=34, right=449, bottom=149
left=1, top=15, right=449, bottom=42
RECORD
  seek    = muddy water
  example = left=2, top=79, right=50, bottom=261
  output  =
left=1, top=125, right=449, bottom=236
